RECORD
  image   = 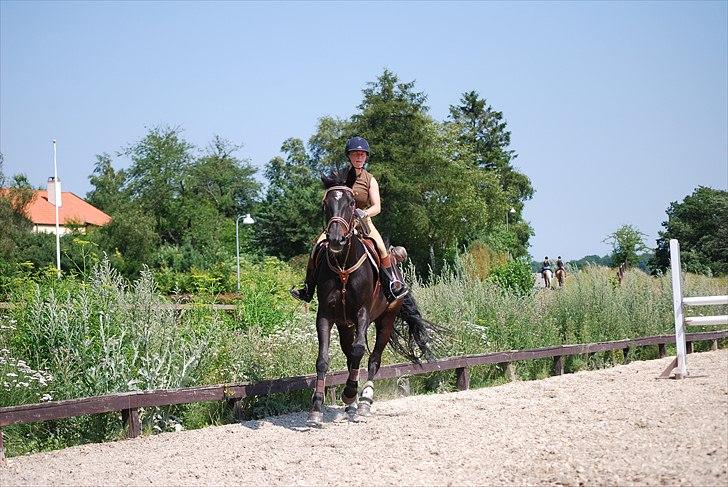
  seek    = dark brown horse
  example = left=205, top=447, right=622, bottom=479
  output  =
left=306, top=170, right=405, bottom=426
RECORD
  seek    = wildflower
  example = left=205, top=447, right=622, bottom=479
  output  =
left=40, top=394, right=53, bottom=402
left=6, top=372, right=17, bottom=377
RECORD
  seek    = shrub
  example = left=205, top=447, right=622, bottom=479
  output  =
left=488, top=257, right=534, bottom=296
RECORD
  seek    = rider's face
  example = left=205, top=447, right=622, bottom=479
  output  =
left=348, top=150, right=367, bottom=169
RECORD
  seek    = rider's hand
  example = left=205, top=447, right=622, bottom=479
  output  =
left=354, top=208, right=367, bottom=220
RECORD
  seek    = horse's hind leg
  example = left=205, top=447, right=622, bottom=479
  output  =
left=337, top=324, right=360, bottom=416
left=357, top=311, right=395, bottom=417
left=308, top=315, right=332, bottom=427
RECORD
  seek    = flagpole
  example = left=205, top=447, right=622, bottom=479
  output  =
left=53, top=139, right=61, bottom=278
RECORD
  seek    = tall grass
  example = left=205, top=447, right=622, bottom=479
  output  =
left=1, top=257, right=725, bottom=456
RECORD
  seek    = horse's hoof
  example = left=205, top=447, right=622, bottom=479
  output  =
left=356, top=401, right=372, bottom=417
left=341, top=392, right=357, bottom=405
left=345, top=402, right=358, bottom=416
left=306, top=411, right=324, bottom=427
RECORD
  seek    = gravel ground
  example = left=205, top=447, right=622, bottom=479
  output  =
left=2, top=350, right=727, bottom=486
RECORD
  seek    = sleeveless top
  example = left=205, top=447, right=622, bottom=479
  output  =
left=352, top=169, right=372, bottom=210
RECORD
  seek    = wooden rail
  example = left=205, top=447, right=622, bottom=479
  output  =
left=0, top=330, right=725, bottom=459
left=0, top=302, right=237, bottom=311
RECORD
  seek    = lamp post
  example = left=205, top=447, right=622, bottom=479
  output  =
left=236, top=213, right=255, bottom=292
left=506, top=207, right=516, bottom=231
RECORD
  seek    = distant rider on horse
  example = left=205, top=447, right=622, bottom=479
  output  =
left=556, top=256, right=564, bottom=272
left=290, top=136, right=408, bottom=303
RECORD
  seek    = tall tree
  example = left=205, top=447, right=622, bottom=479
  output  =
left=254, top=138, right=322, bottom=259
left=603, top=224, right=648, bottom=268
left=86, top=153, right=128, bottom=214
left=123, top=126, right=194, bottom=244
left=448, top=91, right=534, bottom=257
left=651, top=186, right=728, bottom=275
left=347, top=70, right=493, bottom=272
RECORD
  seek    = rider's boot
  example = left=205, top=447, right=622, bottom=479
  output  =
left=380, top=254, right=408, bottom=303
left=290, top=243, right=323, bottom=303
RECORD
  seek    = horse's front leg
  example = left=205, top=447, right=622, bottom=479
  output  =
left=337, top=323, right=359, bottom=416
left=307, top=314, right=332, bottom=427
left=357, top=309, right=396, bottom=417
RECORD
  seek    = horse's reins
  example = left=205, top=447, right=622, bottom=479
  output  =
left=323, top=185, right=368, bottom=326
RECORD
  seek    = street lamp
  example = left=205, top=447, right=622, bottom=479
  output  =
left=236, top=213, right=255, bottom=292
left=506, top=207, right=516, bottom=231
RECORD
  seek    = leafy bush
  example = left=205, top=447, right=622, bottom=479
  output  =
left=487, top=257, right=534, bottom=296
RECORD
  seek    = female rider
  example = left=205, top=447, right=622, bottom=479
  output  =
left=290, top=136, right=407, bottom=303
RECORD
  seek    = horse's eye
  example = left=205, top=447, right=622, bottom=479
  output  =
left=349, top=201, right=355, bottom=207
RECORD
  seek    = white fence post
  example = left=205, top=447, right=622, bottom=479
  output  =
left=661, top=238, right=728, bottom=379
left=669, top=239, right=688, bottom=378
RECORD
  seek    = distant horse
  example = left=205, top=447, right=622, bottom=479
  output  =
left=555, top=268, right=565, bottom=287
left=306, top=170, right=424, bottom=426
left=542, top=269, right=553, bottom=289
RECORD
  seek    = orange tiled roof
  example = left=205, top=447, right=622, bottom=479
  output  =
left=2, top=190, right=112, bottom=226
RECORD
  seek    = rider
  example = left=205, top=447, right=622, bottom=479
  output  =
left=290, top=136, right=408, bottom=303
left=541, top=256, right=552, bottom=274
left=556, top=256, right=564, bottom=271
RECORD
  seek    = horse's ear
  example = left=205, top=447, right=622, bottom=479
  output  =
left=345, top=167, right=356, bottom=188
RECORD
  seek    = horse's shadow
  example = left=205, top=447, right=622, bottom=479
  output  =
left=237, top=405, right=352, bottom=432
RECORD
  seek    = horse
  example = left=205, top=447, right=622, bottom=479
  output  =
left=542, top=269, right=553, bottom=289
left=306, top=170, right=407, bottom=426
left=555, top=268, right=565, bottom=287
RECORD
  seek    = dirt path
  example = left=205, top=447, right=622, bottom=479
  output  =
left=2, top=350, right=727, bottom=486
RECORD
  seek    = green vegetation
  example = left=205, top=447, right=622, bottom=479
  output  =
left=652, top=186, right=728, bottom=276
left=1, top=257, right=725, bottom=457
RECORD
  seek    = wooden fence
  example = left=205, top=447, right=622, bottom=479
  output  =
left=1, top=329, right=725, bottom=460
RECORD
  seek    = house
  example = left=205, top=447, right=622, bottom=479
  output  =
left=2, top=178, right=112, bottom=235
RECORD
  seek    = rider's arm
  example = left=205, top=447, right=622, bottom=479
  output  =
left=365, top=177, right=382, bottom=218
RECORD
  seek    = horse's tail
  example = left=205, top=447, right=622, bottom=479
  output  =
left=389, top=293, right=448, bottom=364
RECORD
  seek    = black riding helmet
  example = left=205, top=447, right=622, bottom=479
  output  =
left=345, top=136, right=370, bottom=157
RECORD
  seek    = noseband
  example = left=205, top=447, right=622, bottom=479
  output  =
left=323, top=185, right=355, bottom=239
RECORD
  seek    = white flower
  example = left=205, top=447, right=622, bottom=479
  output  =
left=40, top=394, right=53, bottom=402
left=6, top=372, right=17, bottom=377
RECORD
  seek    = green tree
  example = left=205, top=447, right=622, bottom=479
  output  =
left=123, top=126, right=194, bottom=244
left=347, top=70, right=494, bottom=273
left=603, top=224, right=649, bottom=268
left=0, top=156, right=36, bottom=264
left=86, top=153, right=128, bottom=214
left=254, top=138, right=322, bottom=259
left=447, top=90, right=534, bottom=257
left=651, top=186, right=728, bottom=275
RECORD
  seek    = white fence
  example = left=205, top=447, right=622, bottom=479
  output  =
left=662, top=239, right=728, bottom=378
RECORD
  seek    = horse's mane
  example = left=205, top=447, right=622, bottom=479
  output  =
left=321, top=167, right=356, bottom=189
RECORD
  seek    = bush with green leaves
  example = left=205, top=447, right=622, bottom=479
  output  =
left=487, top=257, right=534, bottom=296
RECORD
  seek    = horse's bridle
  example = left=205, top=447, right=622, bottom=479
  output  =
left=322, top=185, right=356, bottom=241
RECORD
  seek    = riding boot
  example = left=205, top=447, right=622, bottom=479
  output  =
left=380, top=254, right=408, bottom=303
left=290, top=243, right=323, bottom=303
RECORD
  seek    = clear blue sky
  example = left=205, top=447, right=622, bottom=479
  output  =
left=1, top=1, right=726, bottom=261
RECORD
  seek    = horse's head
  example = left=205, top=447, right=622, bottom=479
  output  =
left=321, top=169, right=357, bottom=254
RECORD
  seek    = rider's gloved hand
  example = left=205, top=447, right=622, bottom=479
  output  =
left=354, top=209, right=367, bottom=220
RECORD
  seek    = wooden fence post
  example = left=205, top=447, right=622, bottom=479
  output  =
left=0, top=428, right=4, bottom=462
left=711, top=339, right=718, bottom=351
left=686, top=341, right=694, bottom=354
left=325, top=386, right=337, bottom=405
left=455, top=367, right=470, bottom=391
left=499, top=362, right=516, bottom=382
left=622, top=347, right=630, bottom=364
left=552, top=355, right=564, bottom=376
left=122, top=408, right=141, bottom=438
left=658, top=343, right=667, bottom=358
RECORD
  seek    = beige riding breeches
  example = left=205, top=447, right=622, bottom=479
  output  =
left=315, top=217, right=388, bottom=257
